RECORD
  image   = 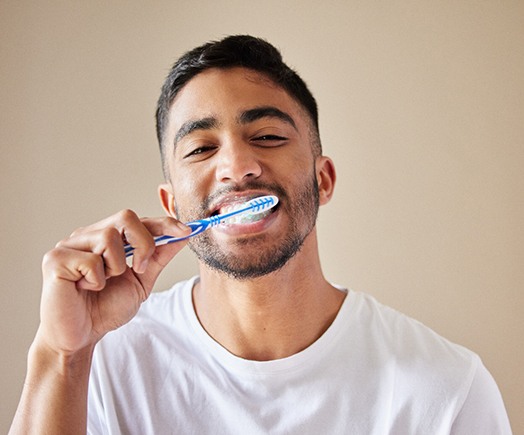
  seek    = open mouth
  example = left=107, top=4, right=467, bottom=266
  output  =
left=211, top=197, right=280, bottom=225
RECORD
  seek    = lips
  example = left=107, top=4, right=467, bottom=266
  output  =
left=209, top=193, right=279, bottom=227
left=210, top=193, right=263, bottom=215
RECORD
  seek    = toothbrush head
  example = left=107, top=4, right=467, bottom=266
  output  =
left=124, top=195, right=280, bottom=257
left=210, top=195, right=279, bottom=226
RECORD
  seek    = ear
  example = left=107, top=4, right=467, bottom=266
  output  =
left=315, top=156, right=336, bottom=206
left=158, top=183, right=177, bottom=217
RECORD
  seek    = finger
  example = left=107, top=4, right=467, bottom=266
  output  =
left=123, top=217, right=191, bottom=292
left=56, top=227, right=127, bottom=279
left=69, top=209, right=142, bottom=236
left=123, top=216, right=191, bottom=273
left=122, top=227, right=155, bottom=275
left=101, top=209, right=154, bottom=274
left=134, top=237, right=190, bottom=292
left=66, top=211, right=191, bottom=275
left=42, top=247, right=107, bottom=291
left=140, top=216, right=191, bottom=239
left=71, top=212, right=189, bottom=240
left=140, top=216, right=191, bottom=267
left=68, top=209, right=154, bottom=275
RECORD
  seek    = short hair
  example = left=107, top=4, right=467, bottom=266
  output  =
left=155, top=35, right=321, bottom=176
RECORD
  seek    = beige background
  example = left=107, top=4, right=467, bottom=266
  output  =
left=1, top=1, right=522, bottom=432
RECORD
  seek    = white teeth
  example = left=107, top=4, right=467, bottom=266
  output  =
left=225, top=209, right=271, bottom=225
left=217, top=202, right=272, bottom=225
left=218, top=204, right=241, bottom=215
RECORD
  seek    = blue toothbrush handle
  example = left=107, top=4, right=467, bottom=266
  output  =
left=123, top=195, right=278, bottom=258
left=124, top=219, right=211, bottom=257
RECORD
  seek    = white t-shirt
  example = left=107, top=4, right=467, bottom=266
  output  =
left=87, top=276, right=511, bottom=434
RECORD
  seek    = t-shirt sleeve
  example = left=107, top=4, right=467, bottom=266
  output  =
left=86, top=348, right=108, bottom=435
left=451, top=358, right=512, bottom=434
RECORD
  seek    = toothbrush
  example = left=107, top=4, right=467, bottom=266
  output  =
left=124, top=195, right=279, bottom=257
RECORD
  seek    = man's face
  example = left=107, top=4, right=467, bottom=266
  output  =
left=161, top=67, right=325, bottom=279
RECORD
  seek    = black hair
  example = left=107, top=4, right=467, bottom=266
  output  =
left=156, top=35, right=321, bottom=176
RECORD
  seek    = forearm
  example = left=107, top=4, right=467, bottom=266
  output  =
left=10, top=338, right=95, bottom=435
left=10, top=212, right=187, bottom=434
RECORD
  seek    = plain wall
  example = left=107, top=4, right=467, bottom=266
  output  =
left=1, top=1, right=522, bottom=432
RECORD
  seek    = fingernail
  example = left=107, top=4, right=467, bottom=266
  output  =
left=136, top=258, right=149, bottom=274
left=176, top=222, right=191, bottom=233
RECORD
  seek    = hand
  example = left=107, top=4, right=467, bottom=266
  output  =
left=36, top=210, right=190, bottom=356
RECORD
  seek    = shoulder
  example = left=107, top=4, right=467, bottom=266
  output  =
left=450, top=360, right=512, bottom=433
left=345, top=290, right=479, bottom=397
left=341, top=291, right=511, bottom=430
left=349, top=290, right=476, bottom=363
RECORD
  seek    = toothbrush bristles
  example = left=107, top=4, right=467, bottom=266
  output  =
left=123, top=195, right=279, bottom=257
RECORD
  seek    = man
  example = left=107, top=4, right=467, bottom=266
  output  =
left=11, top=35, right=511, bottom=434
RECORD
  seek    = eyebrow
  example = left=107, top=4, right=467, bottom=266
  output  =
left=239, top=106, right=297, bottom=130
left=173, top=106, right=297, bottom=147
left=174, top=117, right=219, bottom=145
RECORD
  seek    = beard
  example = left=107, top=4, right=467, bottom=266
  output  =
left=181, top=173, right=320, bottom=280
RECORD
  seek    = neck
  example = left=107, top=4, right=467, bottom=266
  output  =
left=193, top=231, right=346, bottom=361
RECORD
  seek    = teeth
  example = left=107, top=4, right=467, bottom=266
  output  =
left=226, top=209, right=271, bottom=225
left=218, top=203, right=242, bottom=215
left=217, top=202, right=272, bottom=225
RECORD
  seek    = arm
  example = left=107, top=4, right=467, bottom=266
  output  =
left=9, top=210, right=190, bottom=434
left=11, top=339, right=95, bottom=434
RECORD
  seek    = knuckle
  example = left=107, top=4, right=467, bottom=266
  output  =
left=69, top=226, right=85, bottom=238
left=118, top=209, right=138, bottom=224
left=41, top=248, right=70, bottom=276
left=54, top=238, right=67, bottom=249
left=42, top=248, right=60, bottom=268
left=100, top=226, right=121, bottom=244
left=85, top=253, right=104, bottom=271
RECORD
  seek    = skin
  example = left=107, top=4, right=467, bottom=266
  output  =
left=10, top=67, right=344, bottom=433
left=159, top=67, right=344, bottom=360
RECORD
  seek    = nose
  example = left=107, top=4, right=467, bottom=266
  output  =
left=215, top=140, right=262, bottom=184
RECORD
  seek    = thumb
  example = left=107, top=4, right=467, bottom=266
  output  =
left=135, top=238, right=190, bottom=291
